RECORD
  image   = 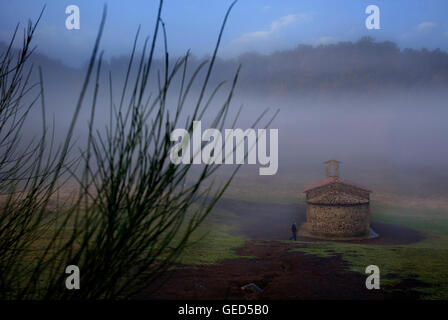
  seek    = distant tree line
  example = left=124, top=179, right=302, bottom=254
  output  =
left=217, top=36, right=448, bottom=95
left=2, top=36, right=447, bottom=98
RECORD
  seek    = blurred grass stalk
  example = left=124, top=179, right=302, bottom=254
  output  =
left=0, top=0, right=274, bottom=299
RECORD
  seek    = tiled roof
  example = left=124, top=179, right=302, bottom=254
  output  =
left=324, top=159, right=340, bottom=164
left=303, top=177, right=371, bottom=193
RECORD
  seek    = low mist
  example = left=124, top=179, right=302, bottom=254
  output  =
left=4, top=37, right=448, bottom=200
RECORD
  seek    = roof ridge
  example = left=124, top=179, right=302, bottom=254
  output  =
left=303, top=176, right=371, bottom=193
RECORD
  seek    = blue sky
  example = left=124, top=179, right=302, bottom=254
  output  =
left=1, top=0, right=447, bottom=67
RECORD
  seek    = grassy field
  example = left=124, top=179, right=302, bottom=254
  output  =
left=290, top=203, right=448, bottom=299
left=292, top=241, right=448, bottom=299
left=179, top=178, right=448, bottom=299
left=25, top=176, right=448, bottom=299
left=178, top=208, right=249, bottom=265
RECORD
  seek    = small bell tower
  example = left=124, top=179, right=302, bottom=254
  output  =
left=324, top=160, right=340, bottom=178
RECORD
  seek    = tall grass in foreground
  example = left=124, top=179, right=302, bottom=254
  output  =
left=0, top=8, right=68, bottom=298
left=1, top=0, right=274, bottom=299
left=38, top=0, right=244, bottom=299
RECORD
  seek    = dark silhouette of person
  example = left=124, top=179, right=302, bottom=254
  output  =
left=289, top=222, right=297, bottom=241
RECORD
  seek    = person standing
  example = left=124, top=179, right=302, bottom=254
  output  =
left=289, top=222, right=297, bottom=241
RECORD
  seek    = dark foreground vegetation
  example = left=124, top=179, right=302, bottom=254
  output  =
left=0, top=0, right=271, bottom=299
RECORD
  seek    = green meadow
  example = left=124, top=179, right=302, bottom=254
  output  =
left=291, top=203, right=448, bottom=299
left=179, top=177, right=448, bottom=300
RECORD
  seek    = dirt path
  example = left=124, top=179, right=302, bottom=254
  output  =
left=144, top=240, right=421, bottom=300
left=214, top=198, right=424, bottom=245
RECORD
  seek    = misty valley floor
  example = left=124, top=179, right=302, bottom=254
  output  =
left=140, top=197, right=447, bottom=300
